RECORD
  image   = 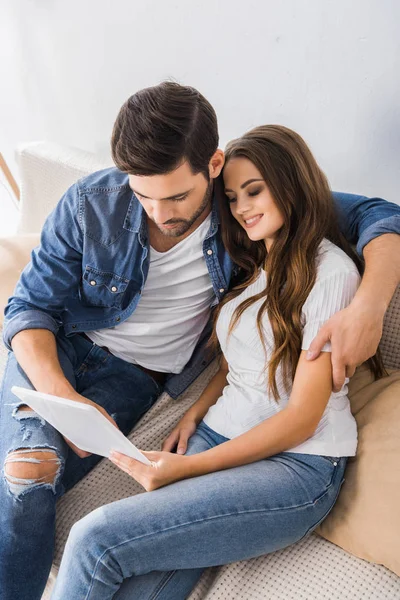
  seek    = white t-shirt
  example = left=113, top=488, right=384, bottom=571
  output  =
left=87, top=214, right=214, bottom=373
left=203, top=239, right=361, bottom=457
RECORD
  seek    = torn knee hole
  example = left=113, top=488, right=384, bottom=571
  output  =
left=4, top=448, right=61, bottom=486
left=17, top=404, right=33, bottom=412
left=12, top=404, right=46, bottom=427
left=12, top=403, right=41, bottom=421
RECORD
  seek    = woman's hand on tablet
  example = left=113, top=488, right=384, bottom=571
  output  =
left=161, top=413, right=198, bottom=455
left=62, top=392, right=119, bottom=458
left=109, top=449, right=191, bottom=491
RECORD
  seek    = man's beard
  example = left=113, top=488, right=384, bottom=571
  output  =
left=153, top=180, right=213, bottom=238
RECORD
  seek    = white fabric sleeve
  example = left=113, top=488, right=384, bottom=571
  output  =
left=301, top=269, right=361, bottom=352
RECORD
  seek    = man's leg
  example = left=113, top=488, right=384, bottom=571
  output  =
left=0, top=337, right=77, bottom=600
left=0, top=332, right=162, bottom=600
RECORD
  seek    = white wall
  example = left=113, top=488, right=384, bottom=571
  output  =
left=1, top=0, right=399, bottom=203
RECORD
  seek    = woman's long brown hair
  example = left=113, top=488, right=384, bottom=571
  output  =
left=211, top=125, right=385, bottom=400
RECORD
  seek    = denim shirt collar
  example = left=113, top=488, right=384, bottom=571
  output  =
left=122, top=192, right=148, bottom=246
left=206, top=187, right=221, bottom=239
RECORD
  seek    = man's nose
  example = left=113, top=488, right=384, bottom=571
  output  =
left=152, top=204, right=174, bottom=224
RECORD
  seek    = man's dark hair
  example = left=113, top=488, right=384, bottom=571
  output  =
left=111, top=81, right=219, bottom=178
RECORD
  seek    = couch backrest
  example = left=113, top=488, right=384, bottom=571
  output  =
left=16, top=142, right=112, bottom=235
left=381, top=285, right=400, bottom=370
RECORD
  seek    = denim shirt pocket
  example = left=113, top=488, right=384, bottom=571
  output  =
left=80, top=266, right=129, bottom=308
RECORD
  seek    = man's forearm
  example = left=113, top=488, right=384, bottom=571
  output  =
left=354, top=233, right=400, bottom=315
left=11, top=329, right=77, bottom=398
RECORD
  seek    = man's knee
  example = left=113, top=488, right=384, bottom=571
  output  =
left=4, top=447, right=61, bottom=498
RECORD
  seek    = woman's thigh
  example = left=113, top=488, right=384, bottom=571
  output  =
left=67, top=450, right=347, bottom=579
left=102, top=428, right=219, bottom=599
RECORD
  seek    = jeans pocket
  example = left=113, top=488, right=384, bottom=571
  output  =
left=74, top=344, right=106, bottom=377
left=319, top=455, right=341, bottom=466
left=296, top=462, right=347, bottom=543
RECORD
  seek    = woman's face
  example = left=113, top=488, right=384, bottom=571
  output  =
left=223, top=157, right=284, bottom=250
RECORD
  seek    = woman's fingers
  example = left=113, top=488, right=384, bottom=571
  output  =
left=162, top=427, right=192, bottom=454
left=110, top=451, right=146, bottom=478
left=161, top=430, right=180, bottom=452
left=176, top=432, right=189, bottom=454
left=109, top=450, right=164, bottom=490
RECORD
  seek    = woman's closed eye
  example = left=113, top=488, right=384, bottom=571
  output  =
left=226, top=188, right=262, bottom=204
left=248, top=188, right=262, bottom=197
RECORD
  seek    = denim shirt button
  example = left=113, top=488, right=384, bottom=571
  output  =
left=207, top=249, right=213, bottom=255
left=72, top=324, right=77, bottom=329
left=90, top=280, right=97, bottom=286
left=111, top=286, right=118, bottom=292
left=116, top=316, right=121, bottom=322
left=219, top=288, right=225, bottom=293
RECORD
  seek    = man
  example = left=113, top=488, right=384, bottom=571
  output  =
left=0, top=81, right=399, bottom=600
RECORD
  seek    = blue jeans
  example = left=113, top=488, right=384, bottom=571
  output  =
left=0, top=331, right=162, bottom=600
left=51, top=420, right=348, bottom=600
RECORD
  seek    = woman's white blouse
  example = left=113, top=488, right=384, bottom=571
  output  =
left=203, top=239, right=361, bottom=457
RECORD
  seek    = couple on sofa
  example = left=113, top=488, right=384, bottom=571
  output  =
left=1, top=81, right=399, bottom=600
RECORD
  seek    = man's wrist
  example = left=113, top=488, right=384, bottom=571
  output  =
left=39, top=378, right=78, bottom=399
left=350, top=292, right=387, bottom=318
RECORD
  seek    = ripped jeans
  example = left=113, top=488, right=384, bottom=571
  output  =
left=0, top=330, right=162, bottom=600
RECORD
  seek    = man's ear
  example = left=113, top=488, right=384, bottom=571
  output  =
left=209, top=149, right=225, bottom=180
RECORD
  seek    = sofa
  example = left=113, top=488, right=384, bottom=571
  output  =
left=1, top=142, right=399, bottom=599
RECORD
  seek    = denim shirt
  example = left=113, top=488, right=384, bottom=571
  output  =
left=3, top=167, right=400, bottom=399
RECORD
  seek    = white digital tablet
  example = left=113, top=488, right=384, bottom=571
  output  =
left=11, top=386, right=152, bottom=466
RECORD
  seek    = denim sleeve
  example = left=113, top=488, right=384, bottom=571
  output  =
left=332, top=192, right=400, bottom=256
left=3, top=182, right=83, bottom=350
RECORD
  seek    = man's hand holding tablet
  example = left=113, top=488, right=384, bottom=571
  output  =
left=47, top=390, right=118, bottom=458
left=11, top=386, right=152, bottom=466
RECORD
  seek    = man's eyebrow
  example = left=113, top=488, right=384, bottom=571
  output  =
left=131, top=187, right=194, bottom=200
left=225, top=178, right=264, bottom=193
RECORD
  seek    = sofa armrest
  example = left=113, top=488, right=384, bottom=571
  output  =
left=0, top=234, right=40, bottom=326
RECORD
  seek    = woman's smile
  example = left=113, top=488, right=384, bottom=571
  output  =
left=243, top=214, right=264, bottom=228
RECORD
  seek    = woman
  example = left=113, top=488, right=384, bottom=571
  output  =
left=51, top=125, right=384, bottom=599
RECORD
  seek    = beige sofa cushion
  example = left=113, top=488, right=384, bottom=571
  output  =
left=0, top=234, right=40, bottom=325
left=316, top=364, right=400, bottom=576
